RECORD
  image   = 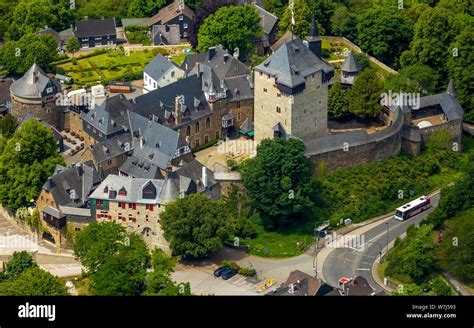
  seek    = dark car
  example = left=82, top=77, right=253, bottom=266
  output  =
left=213, top=266, right=229, bottom=277
left=221, top=268, right=237, bottom=280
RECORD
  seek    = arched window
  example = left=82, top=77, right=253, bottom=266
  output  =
left=195, top=121, right=200, bottom=133
left=186, top=125, right=191, bottom=136
left=206, top=117, right=211, bottom=129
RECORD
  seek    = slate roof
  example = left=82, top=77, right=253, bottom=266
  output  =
left=42, top=161, right=102, bottom=209
left=256, top=38, right=333, bottom=88
left=127, top=110, right=182, bottom=170
left=447, top=78, right=457, bottom=98
left=10, top=63, right=60, bottom=99
left=81, top=94, right=134, bottom=136
left=305, top=107, right=404, bottom=156
left=91, top=159, right=214, bottom=204
left=416, top=91, right=464, bottom=122
left=182, top=46, right=250, bottom=80
left=342, top=52, right=361, bottom=73
left=225, top=75, right=253, bottom=101
left=0, top=77, right=13, bottom=103
left=270, top=30, right=293, bottom=53
left=59, top=28, right=75, bottom=45
left=144, top=54, right=181, bottom=82
left=89, top=133, right=132, bottom=164
left=148, top=0, right=195, bottom=26
left=254, top=4, right=278, bottom=36
left=152, top=24, right=181, bottom=45
left=131, top=74, right=213, bottom=130
left=36, top=28, right=61, bottom=46
left=75, top=18, right=116, bottom=38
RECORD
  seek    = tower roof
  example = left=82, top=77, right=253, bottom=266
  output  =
left=447, top=78, right=458, bottom=98
left=341, top=53, right=361, bottom=73
left=10, top=63, right=58, bottom=99
left=308, top=14, right=319, bottom=38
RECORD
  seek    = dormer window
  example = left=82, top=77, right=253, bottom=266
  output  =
left=104, top=186, right=108, bottom=193
left=119, top=187, right=127, bottom=196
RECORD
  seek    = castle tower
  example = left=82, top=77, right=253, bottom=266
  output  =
left=305, top=13, right=322, bottom=58
left=341, top=52, right=361, bottom=86
left=254, top=37, right=333, bottom=144
left=10, top=63, right=61, bottom=128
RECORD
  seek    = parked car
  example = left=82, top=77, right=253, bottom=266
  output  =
left=213, top=266, right=229, bottom=277
left=221, top=268, right=237, bottom=280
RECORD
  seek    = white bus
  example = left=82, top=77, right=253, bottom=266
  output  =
left=394, top=196, right=431, bottom=221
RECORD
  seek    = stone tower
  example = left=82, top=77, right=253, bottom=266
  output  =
left=254, top=37, right=334, bottom=144
left=10, top=63, right=61, bottom=128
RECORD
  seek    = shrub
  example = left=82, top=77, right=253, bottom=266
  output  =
left=238, top=267, right=256, bottom=277
left=221, top=260, right=240, bottom=271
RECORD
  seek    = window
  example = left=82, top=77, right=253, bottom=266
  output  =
left=186, top=125, right=191, bottom=136
left=128, top=203, right=136, bottom=210
left=215, top=131, right=219, bottom=139
left=183, top=32, right=188, bottom=37
left=238, top=113, right=241, bottom=120
left=179, top=15, right=183, bottom=20
left=277, top=93, right=281, bottom=98
left=263, top=88, right=268, bottom=93
left=195, top=122, right=200, bottom=133
left=184, top=23, right=188, bottom=29
left=146, top=204, right=154, bottom=211
left=195, top=139, right=200, bottom=148
left=236, top=101, right=241, bottom=108
left=205, top=135, right=209, bottom=143
left=171, top=71, right=175, bottom=78
left=276, top=106, right=281, bottom=113
left=206, top=117, right=211, bottom=129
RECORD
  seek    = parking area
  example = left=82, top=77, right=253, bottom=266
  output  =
left=172, top=263, right=261, bottom=296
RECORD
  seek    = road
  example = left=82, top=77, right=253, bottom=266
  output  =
left=321, top=193, right=440, bottom=293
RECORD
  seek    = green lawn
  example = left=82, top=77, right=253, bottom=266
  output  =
left=240, top=216, right=316, bottom=258
left=60, top=49, right=192, bottom=86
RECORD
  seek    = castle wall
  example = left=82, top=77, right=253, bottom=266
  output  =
left=419, top=119, right=463, bottom=151
left=11, top=94, right=60, bottom=128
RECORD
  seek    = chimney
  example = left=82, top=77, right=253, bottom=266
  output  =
left=208, top=47, right=216, bottom=61
left=140, top=136, right=145, bottom=148
left=233, top=48, right=239, bottom=59
left=223, top=54, right=230, bottom=63
left=175, top=95, right=181, bottom=124
left=202, top=166, right=208, bottom=188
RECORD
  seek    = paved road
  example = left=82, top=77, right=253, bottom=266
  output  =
left=322, top=193, right=440, bottom=293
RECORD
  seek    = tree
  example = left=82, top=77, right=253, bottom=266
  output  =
left=430, top=277, right=452, bottom=296
left=263, top=0, right=288, bottom=18
left=384, top=64, right=438, bottom=96
left=2, top=251, right=37, bottom=281
left=439, top=209, right=474, bottom=285
left=127, top=0, right=166, bottom=18
left=355, top=7, right=412, bottom=68
left=0, top=114, right=17, bottom=139
left=447, top=26, right=474, bottom=122
left=7, top=0, right=57, bottom=40
left=353, top=53, right=370, bottom=71
left=328, top=82, right=349, bottom=118
left=347, top=70, right=384, bottom=118
left=66, top=37, right=80, bottom=57
left=188, top=0, right=236, bottom=49
left=90, top=234, right=149, bottom=296
left=161, top=194, right=232, bottom=259
left=425, top=128, right=452, bottom=151
left=144, top=249, right=191, bottom=296
left=400, top=7, right=462, bottom=81
left=0, top=120, right=64, bottom=209
left=197, top=5, right=261, bottom=59
left=279, top=0, right=312, bottom=38
left=0, top=267, right=68, bottom=296
left=330, top=5, right=357, bottom=40
left=0, top=33, right=58, bottom=74
left=240, top=138, right=316, bottom=228
left=74, top=221, right=131, bottom=274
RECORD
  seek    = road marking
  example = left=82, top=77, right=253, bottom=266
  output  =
left=356, top=268, right=371, bottom=271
